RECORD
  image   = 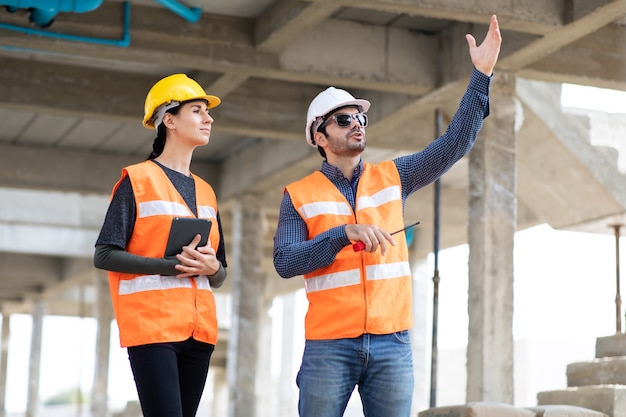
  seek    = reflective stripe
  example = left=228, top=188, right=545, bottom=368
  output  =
left=366, top=261, right=411, bottom=281
left=299, top=201, right=352, bottom=220
left=304, top=263, right=410, bottom=294
left=357, top=186, right=401, bottom=210
left=138, top=200, right=190, bottom=218
left=196, top=275, right=213, bottom=291
left=118, top=275, right=192, bottom=295
left=198, top=205, right=216, bottom=219
left=118, top=275, right=214, bottom=295
left=304, top=269, right=361, bottom=293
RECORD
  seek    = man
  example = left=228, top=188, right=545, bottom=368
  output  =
left=273, top=15, right=502, bottom=417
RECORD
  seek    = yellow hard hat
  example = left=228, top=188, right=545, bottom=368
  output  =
left=143, top=73, right=221, bottom=129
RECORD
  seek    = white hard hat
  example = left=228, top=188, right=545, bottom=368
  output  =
left=305, top=87, right=370, bottom=148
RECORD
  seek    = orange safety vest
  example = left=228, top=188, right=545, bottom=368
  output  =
left=107, top=161, right=220, bottom=347
left=286, top=160, right=413, bottom=340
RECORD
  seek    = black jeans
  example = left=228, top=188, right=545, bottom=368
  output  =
left=128, top=338, right=215, bottom=417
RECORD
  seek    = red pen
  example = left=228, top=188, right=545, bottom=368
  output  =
left=352, top=221, right=421, bottom=252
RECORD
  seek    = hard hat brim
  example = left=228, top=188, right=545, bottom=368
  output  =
left=143, top=94, right=221, bottom=129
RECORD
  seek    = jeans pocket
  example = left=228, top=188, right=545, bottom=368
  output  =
left=393, top=330, right=411, bottom=344
left=296, top=368, right=302, bottom=388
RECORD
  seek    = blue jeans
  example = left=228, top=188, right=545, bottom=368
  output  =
left=296, top=331, right=414, bottom=417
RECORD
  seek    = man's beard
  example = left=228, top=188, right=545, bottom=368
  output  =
left=328, top=129, right=366, bottom=156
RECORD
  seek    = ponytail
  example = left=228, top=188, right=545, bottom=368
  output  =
left=147, top=123, right=167, bottom=160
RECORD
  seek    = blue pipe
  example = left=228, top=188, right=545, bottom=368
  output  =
left=1, top=0, right=103, bottom=26
left=154, top=0, right=201, bottom=23
left=29, top=8, right=57, bottom=26
left=0, top=1, right=130, bottom=46
left=0, top=0, right=103, bottom=13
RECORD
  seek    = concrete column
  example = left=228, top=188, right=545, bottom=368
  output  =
left=211, top=368, right=229, bottom=417
left=227, top=194, right=265, bottom=417
left=256, top=293, right=273, bottom=417
left=466, top=71, right=519, bottom=403
left=0, top=313, right=10, bottom=417
left=409, top=252, right=431, bottom=413
left=26, top=301, right=46, bottom=417
left=92, top=270, right=113, bottom=417
left=278, top=293, right=297, bottom=417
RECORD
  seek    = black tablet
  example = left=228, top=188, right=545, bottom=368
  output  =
left=164, top=217, right=212, bottom=257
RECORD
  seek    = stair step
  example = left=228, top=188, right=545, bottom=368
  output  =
left=537, top=384, right=626, bottom=417
left=568, top=357, right=626, bottom=386
left=596, top=334, right=626, bottom=358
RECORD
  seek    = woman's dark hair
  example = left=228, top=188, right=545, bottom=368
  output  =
left=146, top=100, right=200, bottom=160
left=147, top=123, right=168, bottom=160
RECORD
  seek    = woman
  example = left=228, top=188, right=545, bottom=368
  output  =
left=94, top=73, right=227, bottom=417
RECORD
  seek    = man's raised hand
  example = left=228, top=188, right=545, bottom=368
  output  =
left=466, top=14, right=502, bottom=76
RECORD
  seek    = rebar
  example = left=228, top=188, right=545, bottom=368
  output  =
left=429, top=109, right=443, bottom=407
left=611, top=224, right=623, bottom=334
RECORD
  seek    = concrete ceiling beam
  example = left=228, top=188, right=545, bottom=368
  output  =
left=521, top=24, right=626, bottom=91
left=498, top=0, right=626, bottom=71
left=323, top=0, right=565, bottom=34
left=254, top=0, right=341, bottom=52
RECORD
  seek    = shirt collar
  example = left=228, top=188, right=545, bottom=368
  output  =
left=320, top=160, right=364, bottom=181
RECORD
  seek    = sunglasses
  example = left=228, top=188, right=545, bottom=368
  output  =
left=318, top=113, right=368, bottom=131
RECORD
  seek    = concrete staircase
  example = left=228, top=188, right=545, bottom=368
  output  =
left=537, top=333, right=626, bottom=417
left=516, top=79, right=626, bottom=235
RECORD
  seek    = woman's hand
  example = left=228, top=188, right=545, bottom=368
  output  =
left=174, top=234, right=221, bottom=278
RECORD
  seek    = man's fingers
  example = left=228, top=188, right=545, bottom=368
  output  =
left=491, top=15, right=499, bottom=30
left=487, top=15, right=502, bottom=45
left=466, top=33, right=476, bottom=49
